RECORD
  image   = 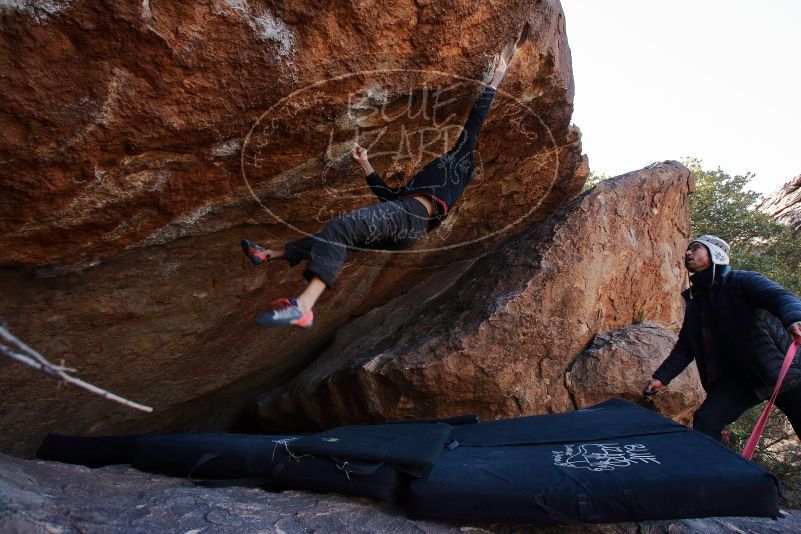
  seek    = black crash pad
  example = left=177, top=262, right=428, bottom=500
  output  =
left=35, top=424, right=452, bottom=502
left=290, top=422, right=452, bottom=473
left=405, top=399, right=780, bottom=523
left=35, top=399, right=780, bottom=524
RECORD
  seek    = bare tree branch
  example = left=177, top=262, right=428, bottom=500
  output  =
left=0, top=324, right=60, bottom=370
left=1, top=325, right=153, bottom=413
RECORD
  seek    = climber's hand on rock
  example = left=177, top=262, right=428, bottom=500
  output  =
left=351, top=144, right=369, bottom=166
left=493, top=53, right=508, bottom=77
left=490, top=53, right=507, bottom=89
left=788, top=321, right=801, bottom=341
left=643, top=379, right=664, bottom=396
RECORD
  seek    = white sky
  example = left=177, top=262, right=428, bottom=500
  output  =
left=560, top=0, right=801, bottom=194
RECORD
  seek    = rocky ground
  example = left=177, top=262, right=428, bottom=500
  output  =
left=2, top=454, right=800, bottom=534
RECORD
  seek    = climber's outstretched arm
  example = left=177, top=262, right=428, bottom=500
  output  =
left=351, top=144, right=401, bottom=202
left=489, top=52, right=508, bottom=90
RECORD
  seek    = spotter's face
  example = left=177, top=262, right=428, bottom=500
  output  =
left=685, top=242, right=711, bottom=273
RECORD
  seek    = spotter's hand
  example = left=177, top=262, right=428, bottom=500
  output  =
left=643, top=378, right=664, bottom=396
left=789, top=321, right=801, bottom=341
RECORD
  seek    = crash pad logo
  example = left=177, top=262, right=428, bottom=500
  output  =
left=552, top=443, right=660, bottom=472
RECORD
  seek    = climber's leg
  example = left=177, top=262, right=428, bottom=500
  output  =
left=257, top=198, right=430, bottom=328
left=294, top=198, right=429, bottom=289
left=295, top=276, right=327, bottom=313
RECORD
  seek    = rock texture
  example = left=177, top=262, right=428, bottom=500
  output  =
left=565, top=322, right=704, bottom=425
left=759, top=174, right=801, bottom=232
left=0, top=1, right=586, bottom=455
left=256, top=161, right=695, bottom=430
left=3, top=453, right=799, bottom=533
left=0, top=0, right=583, bottom=267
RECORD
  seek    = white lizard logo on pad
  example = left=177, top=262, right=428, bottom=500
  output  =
left=552, top=443, right=660, bottom=472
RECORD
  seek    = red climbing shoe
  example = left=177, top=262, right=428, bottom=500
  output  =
left=256, top=298, right=314, bottom=329
left=241, top=239, right=270, bottom=265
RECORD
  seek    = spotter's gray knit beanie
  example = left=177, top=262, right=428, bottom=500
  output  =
left=687, top=235, right=731, bottom=297
left=690, top=235, right=730, bottom=266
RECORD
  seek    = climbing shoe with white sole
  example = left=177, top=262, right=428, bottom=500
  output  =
left=256, top=298, right=314, bottom=329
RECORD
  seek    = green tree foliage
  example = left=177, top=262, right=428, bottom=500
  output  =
left=684, top=157, right=801, bottom=506
left=581, top=170, right=610, bottom=193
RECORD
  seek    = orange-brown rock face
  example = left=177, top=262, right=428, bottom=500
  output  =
left=255, top=161, right=696, bottom=429
left=0, top=0, right=582, bottom=267
left=566, top=322, right=704, bottom=424
left=759, top=174, right=801, bottom=232
left=0, top=1, right=585, bottom=455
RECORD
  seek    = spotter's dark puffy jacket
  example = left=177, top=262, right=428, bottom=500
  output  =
left=653, top=266, right=801, bottom=399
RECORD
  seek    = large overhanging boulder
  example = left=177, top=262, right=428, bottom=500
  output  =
left=256, top=161, right=695, bottom=429
left=0, top=0, right=583, bottom=267
left=759, top=174, right=801, bottom=232
left=0, top=1, right=585, bottom=456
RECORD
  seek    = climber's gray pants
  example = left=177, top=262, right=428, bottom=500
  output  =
left=284, top=196, right=431, bottom=288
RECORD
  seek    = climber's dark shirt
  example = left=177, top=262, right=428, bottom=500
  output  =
left=364, top=86, right=498, bottom=228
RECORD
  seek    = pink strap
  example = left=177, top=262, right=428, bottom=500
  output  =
left=742, top=339, right=799, bottom=460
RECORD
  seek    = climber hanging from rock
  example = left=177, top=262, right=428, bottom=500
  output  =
left=240, top=30, right=529, bottom=328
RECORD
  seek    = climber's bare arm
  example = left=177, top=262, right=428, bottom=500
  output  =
left=490, top=53, right=508, bottom=90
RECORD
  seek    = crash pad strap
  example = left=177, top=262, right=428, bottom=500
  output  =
left=187, top=451, right=221, bottom=479
left=291, top=422, right=452, bottom=468
left=742, top=339, right=800, bottom=459
left=534, top=493, right=590, bottom=522
left=332, top=458, right=385, bottom=476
